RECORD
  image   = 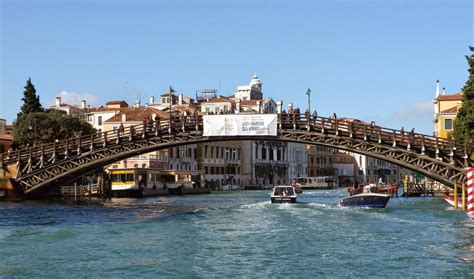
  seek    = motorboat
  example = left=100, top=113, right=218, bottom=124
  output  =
left=271, top=185, right=297, bottom=204
left=443, top=195, right=463, bottom=207
left=339, top=185, right=390, bottom=208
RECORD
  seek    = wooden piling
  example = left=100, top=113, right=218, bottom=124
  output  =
left=454, top=183, right=458, bottom=209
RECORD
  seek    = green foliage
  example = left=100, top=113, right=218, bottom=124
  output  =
left=453, top=46, right=474, bottom=142
left=17, top=78, right=44, bottom=118
left=13, top=111, right=95, bottom=148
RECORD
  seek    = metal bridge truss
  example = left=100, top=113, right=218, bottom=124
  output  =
left=1, top=113, right=472, bottom=197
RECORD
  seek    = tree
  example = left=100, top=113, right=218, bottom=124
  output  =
left=13, top=110, right=95, bottom=148
left=453, top=46, right=474, bottom=143
left=17, top=78, right=44, bottom=118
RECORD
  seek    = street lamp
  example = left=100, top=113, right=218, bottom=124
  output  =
left=306, top=88, right=311, bottom=113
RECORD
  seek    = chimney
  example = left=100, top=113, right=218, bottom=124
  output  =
left=152, top=113, right=157, bottom=120
left=55, top=97, right=61, bottom=108
left=81, top=100, right=86, bottom=109
left=288, top=103, right=293, bottom=111
left=121, top=113, right=126, bottom=122
left=257, top=100, right=262, bottom=113
left=236, top=99, right=241, bottom=114
left=149, top=96, right=155, bottom=104
left=178, top=94, right=183, bottom=105
left=135, top=100, right=140, bottom=108
left=442, top=87, right=446, bottom=95
left=277, top=100, right=283, bottom=114
left=435, top=80, right=440, bottom=98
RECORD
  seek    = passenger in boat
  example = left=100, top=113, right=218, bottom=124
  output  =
left=378, top=177, right=384, bottom=185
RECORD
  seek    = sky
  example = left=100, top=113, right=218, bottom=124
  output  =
left=1, top=0, right=473, bottom=134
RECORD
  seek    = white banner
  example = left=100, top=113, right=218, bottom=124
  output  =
left=203, top=114, right=277, bottom=136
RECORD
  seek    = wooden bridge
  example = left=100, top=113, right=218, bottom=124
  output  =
left=0, top=113, right=472, bottom=198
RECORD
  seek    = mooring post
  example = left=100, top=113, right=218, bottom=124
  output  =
left=454, top=183, right=458, bottom=209
left=462, top=183, right=466, bottom=210
left=403, top=175, right=408, bottom=198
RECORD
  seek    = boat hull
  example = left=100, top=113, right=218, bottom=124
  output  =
left=339, top=193, right=390, bottom=208
left=443, top=196, right=463, bottom=207
left=271, top=196, right=297, bottom=204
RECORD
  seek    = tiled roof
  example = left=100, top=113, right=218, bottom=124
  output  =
left=436, top=93, right=463, bottom=101
left=104, top=107, right=169, bottom=123
left=440, top=106, right=458, bottom=113
left=106, top=100, right=129, bottom=106
left=240, top=100, right=259, bottom=106
left=204, top=97, right=232, bottom=103
left=89, top=107, right=129, bottom=113
left=0, top=134, right=13, bottom=141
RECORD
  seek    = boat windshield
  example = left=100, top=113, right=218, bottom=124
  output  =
left=274, top=187, right=295, bottom=196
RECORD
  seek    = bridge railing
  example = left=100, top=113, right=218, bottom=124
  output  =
left=1, top=113, right=472, bottom=171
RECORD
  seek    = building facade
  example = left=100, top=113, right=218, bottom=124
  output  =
left=433, top=80, right=463, bottom=138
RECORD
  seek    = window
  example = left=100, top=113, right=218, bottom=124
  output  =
left=98, top=116, right=102, bottom=126
left=262, top=147, right=266, bottom=160
left=444, top=119, right=453, bottom=130
left=205, top=145, right=208, bottom=158
left=211, top=146, right=214, bottom=158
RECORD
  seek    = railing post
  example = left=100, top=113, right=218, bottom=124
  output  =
left=116, top=128, right=121, bottom=144
left=103, top=131, right=108, bottom=148
left=64, top=139, right=69, bottom=159
left=39, top=144, right=45, bottom=168
left=321, top=118, right=325, bottom=133
left=392, top=131, right=397, bottom=147
left=51, top=141, right=57, bottom=164
left=363, top=126, right=367, bottom=141
left=420, top=136, right=425, bottom=155
left=142, top=120, right=147, bottom=139
left=435, top=137, right=440, bottom=160
left=278, top=113, right=282, bottom=130
left=449, top=137, right=454, bottom=164
left=130, top=126, right=135, bottom=141
left=77, top=135, right=82, bottom=155
left=464, top=141, right=469, bottom=167
left=155, top=118, right=161, bottom=137
left=90, top=134, right=95, bottom=151
left=334, top=118, right=338, bottom=136
left=292, top=113, right=296, bottom=130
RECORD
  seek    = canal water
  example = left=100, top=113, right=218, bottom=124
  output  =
left=0, top=189, right=473, bottom=277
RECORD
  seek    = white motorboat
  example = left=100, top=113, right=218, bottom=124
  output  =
left=271, top=185, right=297, bottom=204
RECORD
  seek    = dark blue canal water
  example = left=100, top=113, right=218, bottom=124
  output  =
left=0, top=189, right=473, bottom=278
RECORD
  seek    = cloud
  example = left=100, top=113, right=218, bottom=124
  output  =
left=393, top=100, right=433, bottom=119
left=51, top=90, right=101, bottom=108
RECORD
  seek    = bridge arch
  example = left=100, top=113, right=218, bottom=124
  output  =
left=1, top=114, right=472, bottom=197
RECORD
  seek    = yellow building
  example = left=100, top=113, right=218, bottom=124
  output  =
left=433, top=81, right=463, bottom=138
